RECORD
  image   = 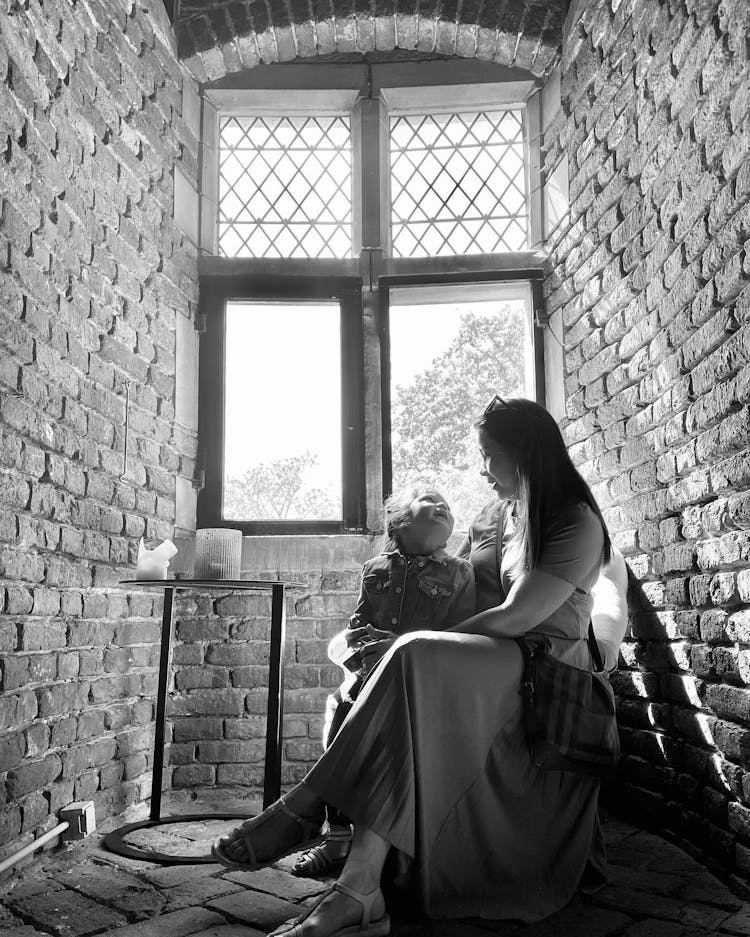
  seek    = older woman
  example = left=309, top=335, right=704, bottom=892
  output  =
left=213, top=398, right=627, bottom=937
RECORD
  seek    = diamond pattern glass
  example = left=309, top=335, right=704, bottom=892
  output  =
left=218, top=115, right=353, bottom=259
left=389, top=109, right=528, bottom=257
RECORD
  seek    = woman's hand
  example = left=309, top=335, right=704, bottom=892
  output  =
left=447, top=569, right=575, bottom=638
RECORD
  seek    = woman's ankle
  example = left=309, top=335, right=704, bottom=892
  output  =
left=337, top=826, right=390, bottom=895
left=337, top=862, right=383, bottom=896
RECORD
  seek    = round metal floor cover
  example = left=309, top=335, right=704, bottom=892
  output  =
left=102, top=814, right=250, bottom=864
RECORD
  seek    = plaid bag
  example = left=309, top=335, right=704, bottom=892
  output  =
left=515, top=625, right=620, bottom=778
left=494, top=502, right=619, bottom=777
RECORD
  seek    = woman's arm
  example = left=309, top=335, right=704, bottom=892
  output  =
left=446, top=568, right=575, bottom=638
left=591, top=546, right=628, bottom=671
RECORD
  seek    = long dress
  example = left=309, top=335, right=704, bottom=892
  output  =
left=305, top=497, right=607, bottom=922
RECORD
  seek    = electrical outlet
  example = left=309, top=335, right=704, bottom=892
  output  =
left=60, top=801, right=96, bottom=841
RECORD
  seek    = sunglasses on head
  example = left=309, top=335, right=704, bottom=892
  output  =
left=483, top=395, right=511, bottom=415
left=482, top=395, right=540, bottom=423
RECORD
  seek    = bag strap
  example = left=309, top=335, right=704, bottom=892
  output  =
left=587, top=621, right=605, bottom=673
left=515, top=634, right=533, bottom=664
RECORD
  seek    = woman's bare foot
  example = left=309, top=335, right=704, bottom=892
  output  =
left=270, top=883, right=387, bottom=937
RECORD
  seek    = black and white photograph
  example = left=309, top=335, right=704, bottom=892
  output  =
left=0, top=0, right=749, bottom=935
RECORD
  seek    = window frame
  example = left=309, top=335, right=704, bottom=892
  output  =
left=378, top=271, right=546, bottom=499
left=204, top=88, right=360, bottom=259
left=197, top=273, right=366, bottom=535
left=382, top=81, right=537, bottom=259
left=197, top=61, right=548, bottom=535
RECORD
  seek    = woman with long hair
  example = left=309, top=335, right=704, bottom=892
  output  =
left=213, top=397, right=620, bottom=937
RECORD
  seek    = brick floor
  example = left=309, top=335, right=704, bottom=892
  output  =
left=2, top=812, right=750, bottom=937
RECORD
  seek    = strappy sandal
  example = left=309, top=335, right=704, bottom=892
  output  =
left=210, top=798, right=322, bottom=872
left=268, top=881, right=391, bottom=937
left=291, top=837, right=351, bottom=878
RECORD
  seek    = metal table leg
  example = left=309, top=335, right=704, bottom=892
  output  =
left=103, top=579, right=295, bottom=863
left=263, top=583, right=287, bottom=808
left=150, top=586, right=174, bottom=823
left=103, top=585, right=245, bottom=864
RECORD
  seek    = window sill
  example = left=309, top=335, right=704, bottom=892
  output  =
left=240, top=533, right=380, bottom=572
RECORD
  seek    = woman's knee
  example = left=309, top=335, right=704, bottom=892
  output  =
left=389, top=630, right=448, bottom=666
left=388, top=630, right=513, bottom=677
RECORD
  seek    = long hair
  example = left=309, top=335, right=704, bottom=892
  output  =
left=476, top=398, right=611, bottom=578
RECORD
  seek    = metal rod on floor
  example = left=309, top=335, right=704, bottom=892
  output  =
left=0, top=822, right=69, bottom=875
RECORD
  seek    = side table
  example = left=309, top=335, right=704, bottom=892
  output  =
left=102, top=578, right=304, bottom=863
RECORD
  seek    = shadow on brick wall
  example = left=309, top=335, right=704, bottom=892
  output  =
left=602, top=566, right=746, bottom=883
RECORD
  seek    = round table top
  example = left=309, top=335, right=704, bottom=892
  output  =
left=119, top=579, right=306, bottom=590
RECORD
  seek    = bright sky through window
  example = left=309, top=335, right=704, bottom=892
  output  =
left=223, top=303, right=343, bottom=520
left=389, top=293, right=533, bottom=532
left=223, top=291, right=533, bottom=524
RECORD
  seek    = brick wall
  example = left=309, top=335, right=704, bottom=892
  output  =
left=168, top=567, right=362, bottom=799
left=4, top=0, right=747, bottom=886
left=545, top=0, right=750, bottom=873
left=174, top=0, right=561, bottom=83
left=0, top=0, right=198, bottom=867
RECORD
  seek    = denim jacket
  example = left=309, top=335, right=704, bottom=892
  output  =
left=348, top=547, right=476, bottom=641
left=326, top=548, right=476, bottom=701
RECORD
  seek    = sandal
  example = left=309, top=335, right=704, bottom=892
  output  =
left=211, top=798, right=322, bottom=871
left=268, top=881, right=390, bottom=937
left=291, top=837, right=351, bottom=877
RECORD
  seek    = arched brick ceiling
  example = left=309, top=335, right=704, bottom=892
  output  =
left=175, top=1, right=564, bottom=82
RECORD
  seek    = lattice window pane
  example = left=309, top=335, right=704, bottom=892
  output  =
left=389, top=109, right=528, bottom=258
left=219, top=115, right=353, bottom=259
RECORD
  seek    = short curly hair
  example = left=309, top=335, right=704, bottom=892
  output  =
left=382, top=483, right=447, bottom=552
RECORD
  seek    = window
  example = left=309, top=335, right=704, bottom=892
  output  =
left=218, top=114, right=353, bottom=258
left=389, top=109, right=528, bottom=257
left=223, top=301, right=343, bottom=521
left=198, top=274, right=365, bottom=534
left=386, top=282, right=536, bottom=532
left=197, top=63, right=545, bottom=534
